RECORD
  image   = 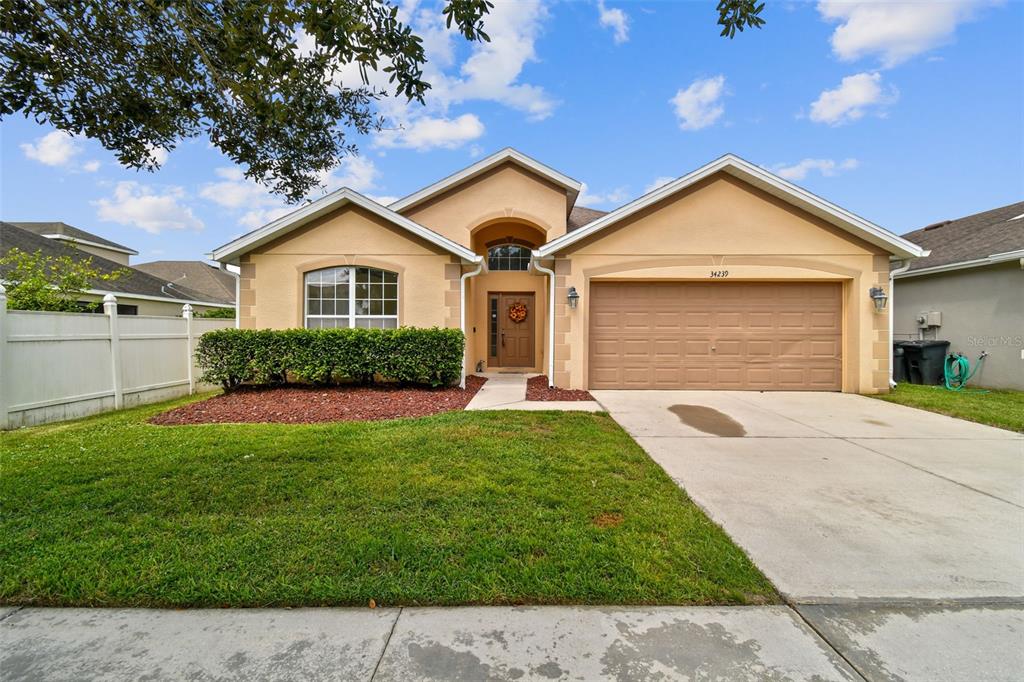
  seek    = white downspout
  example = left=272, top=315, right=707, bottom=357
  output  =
left=218, top=261, right=240, bottom=329
left=459, top=258, right=484, bottom=388
left=889, top=259, right=912, bottom=387
left=531, top=252, right=556, bottom=388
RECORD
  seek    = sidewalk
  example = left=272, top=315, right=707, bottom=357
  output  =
left=3, top=602, right=1019, bottom=681
left=465, top=373, right=603, bottom=412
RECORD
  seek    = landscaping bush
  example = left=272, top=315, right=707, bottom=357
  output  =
left=195, top=327, right=465, bottom=389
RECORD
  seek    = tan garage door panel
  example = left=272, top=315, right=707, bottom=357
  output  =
left=589, top=282, right=842, bottom=390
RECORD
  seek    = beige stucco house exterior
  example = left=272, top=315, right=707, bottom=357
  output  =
left=211, top=149, right=926, bottom=393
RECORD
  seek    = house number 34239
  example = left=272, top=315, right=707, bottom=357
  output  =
left=710, top=270, right=729, bottom=278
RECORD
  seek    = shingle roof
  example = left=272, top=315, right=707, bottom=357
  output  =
left=901, top=201, right=1024, bottom=271
left=567, top=206, right=608, bottom=232
left=134, top=260, right=236, bottom=304
left=1, top=222, right=222, bottom=304
left=7, top=221, right=137, bottom=254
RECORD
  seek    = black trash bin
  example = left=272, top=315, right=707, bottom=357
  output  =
left=902, top=340, right=950, bottom=385
left=892, top=340, right=911, bottom=384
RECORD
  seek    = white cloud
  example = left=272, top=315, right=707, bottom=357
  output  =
left=598, top=1, right=630, bottom=44
left=94, top=182, right=203, bottom=234
left=578, top=183, right=629, bottom=207
left=670, top=75, right=727, bottom=131
left=367, top=194, right=400, bottom=206
left=644, top=176, right=676, bottom=194
left=375, top=113, right=485, bottom=151
left=148, top=145, right=169, bottom=166
left=82, top=160, right=101, bottom=173
left=809, top=72, right=897, bottom=125
left=201, top=155, right=386, bottom=229
left=772, top=158, right=859, bottom=181
left=21, top=131, right=81, bottom=167
left=818, top=1, right=992, bottom=67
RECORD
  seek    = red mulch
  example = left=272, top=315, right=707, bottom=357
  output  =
left=149, top=375, right=487, bottom=425
left=526, top=375, right=595, bottom=401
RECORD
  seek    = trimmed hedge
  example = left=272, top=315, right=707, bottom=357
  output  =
left=195, top=327, right=465, bottom=389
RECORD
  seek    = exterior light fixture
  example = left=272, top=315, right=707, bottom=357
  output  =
left=567, top=286, right=580, bottom=309
left=869, top=286, right=888, bottom=313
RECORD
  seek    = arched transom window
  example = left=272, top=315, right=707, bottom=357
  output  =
left=487, top=244, right=531, bottom=271
left=305, top=266, right=398, bottom=329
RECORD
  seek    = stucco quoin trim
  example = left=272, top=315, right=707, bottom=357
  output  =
left=537, top=154, right=927, bottom=260
left=210, top=188, right=481, bottom=264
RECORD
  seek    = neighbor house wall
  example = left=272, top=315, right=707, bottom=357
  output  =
left=238, top=204, right=458, bottom=330
left=400, top=163, right=570, bottom=246
left=73, top=243, right=132, bottom=265
left=894, top=261, right=1024, bottom=389
left=553, top=173, right=891, bottom=393
left=74, top=293, right=225, bottom=317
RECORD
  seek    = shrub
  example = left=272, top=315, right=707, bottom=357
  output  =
left=197, top=307, right=235, bottom=319
left=194, top=327, right=465, bottom=389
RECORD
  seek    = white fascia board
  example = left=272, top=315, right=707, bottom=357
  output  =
left=85, top=289, right=235, bottom=308
left=895, top=249, right=1024, bottom=279
left=210, top=188, right=481, bottom=264
left=538, top=154, right=926, bottom=260
left=44, top=234, right=138, bottom=255
left=388, top=147, right=582, bottom=213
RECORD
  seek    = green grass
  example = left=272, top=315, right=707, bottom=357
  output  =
left=0, top=396, right=776, bottom=608
left=872, top=384, right=1024, bottom=432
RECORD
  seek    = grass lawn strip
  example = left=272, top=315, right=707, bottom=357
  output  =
left=871, top=384, right=1023, bottom=433
left=0, top=395, right=776, bottom=608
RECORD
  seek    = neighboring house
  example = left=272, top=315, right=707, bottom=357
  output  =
left=894, top=202, right=1024, bottom=389
left=1, top=222, right=234, bottom=316
left=134, top=260, right=236, bottom=307
left=211, top=149, right=925, bottom=393
left=6, top=221, right=138, bottom=265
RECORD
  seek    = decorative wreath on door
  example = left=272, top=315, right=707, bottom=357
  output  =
left=508, top=302, right=528, bottom=323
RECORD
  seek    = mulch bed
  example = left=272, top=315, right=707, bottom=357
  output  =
left=526, top=375, right=595, bottom=401
left=150, top=375, right=486, bottom=425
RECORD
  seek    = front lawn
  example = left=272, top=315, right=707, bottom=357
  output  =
left=872, top=384, right=1024, bottom=432
left=0, top=397, right=775, bottom=608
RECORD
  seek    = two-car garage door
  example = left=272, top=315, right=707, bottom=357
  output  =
left=589, top=282, right=843, bottom=390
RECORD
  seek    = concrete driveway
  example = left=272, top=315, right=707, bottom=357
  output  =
left=594, top=389, right=1024, bottom=680
left=593, top=390, right=1023, bottom=601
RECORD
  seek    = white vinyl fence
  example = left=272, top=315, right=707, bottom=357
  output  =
left=0, top=286, right=234, bottom=429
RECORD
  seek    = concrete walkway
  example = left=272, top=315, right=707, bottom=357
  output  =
left=465, top=373, right=602, bottom=412
left=4, top=603, right=1020, bottom=681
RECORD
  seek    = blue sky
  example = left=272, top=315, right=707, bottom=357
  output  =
left=2, top=0, right=1022, bottom=263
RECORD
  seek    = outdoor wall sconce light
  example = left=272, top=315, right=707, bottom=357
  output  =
left=869, top=286, right=888, bottom=313
left=567, top=286, right=580, bottom=309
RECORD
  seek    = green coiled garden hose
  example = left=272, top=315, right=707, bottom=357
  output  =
left=944, top=351, right=988, bottom=391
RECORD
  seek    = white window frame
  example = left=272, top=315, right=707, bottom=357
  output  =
left=487, top=243, right=532, bottom=271
left=304, top=266, right=399, bottom=329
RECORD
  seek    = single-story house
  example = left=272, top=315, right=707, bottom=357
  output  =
left=211, top=149, right=925, bottom=393
left=133, top=260, right=237, bottom=309
left=894, top=202, right=1023, bottom=389
left=1, top=222, right=234, bottom=316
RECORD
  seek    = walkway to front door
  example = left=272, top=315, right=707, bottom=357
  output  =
left=489, top=292, right=534, bottom=368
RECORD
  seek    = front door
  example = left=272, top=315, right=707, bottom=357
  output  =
left=494, top=293, right=534, bottom=367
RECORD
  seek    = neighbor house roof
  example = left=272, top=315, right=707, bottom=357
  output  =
left=537, top=154, right=927, bottom=260
left=134, top=260, right=236, bottom=304
left=895, top=201, right=1024, bottom=278
left=1, top=222, right=231, bottom=307
left=7, top=221, right=138, bottom=256
left=210, top=188, right=481, bottom=264
left=389, top=148, right=583, bottom=214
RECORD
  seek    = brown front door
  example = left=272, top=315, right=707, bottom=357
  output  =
left=494, top=293, right=534, bottom=367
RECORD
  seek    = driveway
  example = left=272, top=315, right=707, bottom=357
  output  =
left=595, top=389, right=1024, bottom=679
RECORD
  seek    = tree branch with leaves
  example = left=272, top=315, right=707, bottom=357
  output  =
left=0, top=247, right=129, bottom=312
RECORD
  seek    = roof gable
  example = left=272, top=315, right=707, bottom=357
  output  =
left=537, top=154, right=926, bottom=260
left=210, top=189, right=481, bottom=263
left=389, top=148, right=582, bottom=214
